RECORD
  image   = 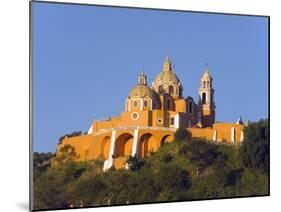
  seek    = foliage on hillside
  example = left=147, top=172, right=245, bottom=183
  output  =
left=33, top=119, right=269, bottom=210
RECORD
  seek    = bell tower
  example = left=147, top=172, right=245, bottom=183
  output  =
left=198, top=65, right=215, bottom=127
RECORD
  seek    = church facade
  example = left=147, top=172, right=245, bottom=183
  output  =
left=57, top=56, right=244, bottom=170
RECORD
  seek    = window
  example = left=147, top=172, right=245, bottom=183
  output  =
left=157, top=118, right=163, bottom=124
left=207, top=81, right=210, bottom=87
left=189, top=102, right=193, bottom=113
left=202, top=92, right=206, bottom=104
left=188, top=120, right=192, bottom=128
left=203, top=81, right=206, bottom=88
left=133, top=100, right=138, bottom=107
left=170, top=117, right=175, bottom=125
left=144, top=100, right=149, bottom=108
left=169, top=86, right=174, bottom=95
left=159, top=86, right=164, bottom=94
left=167, top=99, right=171, bottom=110
left=131, top=112, right=139, bottom=120
left=179, top=87, right=182, bottom=96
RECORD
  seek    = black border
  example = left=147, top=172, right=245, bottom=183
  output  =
left=29, top=0, right=270, bottom=211
left=29, top=1, right=33, bottom=211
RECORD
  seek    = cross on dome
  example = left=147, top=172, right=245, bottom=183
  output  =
left=165, top=55, right=171, bottom=63
left=163, top=55, right=172, bottom=72
left=138, top=69, right=147, bottom=85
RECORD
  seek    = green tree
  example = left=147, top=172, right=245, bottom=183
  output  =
left=240, top=119, right=269, bottom=173
left=126, top=156, right=145, bottom=171
left=33, top=152, right=55, bottom=180
left=180, top=138, right=219, bottom=174
left=33, top=152, right=55, bottom=167
left=55, top=144, right=79, bottom=165
left=70, top=175, right=107, bottom=206
left=33, top=120, right=269, bottom=209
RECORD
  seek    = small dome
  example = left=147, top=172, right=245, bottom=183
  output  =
left=154, top=70, right=180, bottom=86
left=128, top=84, right=160, bottom=102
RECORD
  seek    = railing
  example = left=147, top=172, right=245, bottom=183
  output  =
left=92, top=126, right=176, bottom=136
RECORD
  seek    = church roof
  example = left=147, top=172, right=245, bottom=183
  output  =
left=128, top=71, right=161, bottom=102
left=201, top=67, right=212, bottom=80
left=153, top=56, right=181, bottom=86
left=128, top=84, right=160, bottom=102
left=154, top=70, right=180, bottom=86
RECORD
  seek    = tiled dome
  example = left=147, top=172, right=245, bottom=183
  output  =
left=154, top=70, right=180, bottom=86
left=128, top=84, right=160, bottom=103
left=153, top=56, right=181, bottom=87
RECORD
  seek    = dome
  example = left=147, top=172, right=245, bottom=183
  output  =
left=154, top=70, right=180, bottom=86
left=153, top=56, right=181, bottom=86
left=151, top=56, right=183, bottom=98
left=128, top=84, right=160, bottom=103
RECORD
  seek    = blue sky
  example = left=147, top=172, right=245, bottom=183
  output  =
left=32, top=2, right=268, bottom=153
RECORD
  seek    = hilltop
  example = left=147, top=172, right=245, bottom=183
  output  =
left=33, top=119, right=269, bottom=210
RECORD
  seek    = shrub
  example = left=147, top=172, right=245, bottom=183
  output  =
left=240, top=119, right=269, bottom=173
left=126, top=156, right=145, bottom=171
left=174, top=128, right=191, bottom=142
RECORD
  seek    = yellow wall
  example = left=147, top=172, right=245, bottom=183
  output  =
left=189, top=127, right=214, bottom=139
left=189, top=123, right=244, bottom=143
left=93, top=116, right=121, bottom=132
left=58, top=128, right=175, bottom=162
left=213, top=123, right=243, bottom=142
left=175, top=99, right=186, bottom=113
left=57, top=134, right=94, bottom=161
left=121, top=110, right=152, bottom=127
left=57, top=123, right=243, bottom=170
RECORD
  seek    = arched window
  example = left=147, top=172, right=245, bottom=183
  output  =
left=179, top=87, right=182, bottom=96
left=133, top=100, right=138, bottom=108
left=144, top=100, right=149, bottom=108
left=203, top=81, right=206, bottom=88
left=207, top=81, right=210, bottom=88
left=169, top=86, right=174, bottom=95
left=167, top=99, right=171, bottom=110
left=189, top=102, right=193, bottom=113
left=159, top=86, right=164, bottom=94
left=170, top=117, right=175, bottom=125
left=202, top=92, right=206, bottom=104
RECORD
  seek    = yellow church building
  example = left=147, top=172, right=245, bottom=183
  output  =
left=57, top=56, right=244, bottom=170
